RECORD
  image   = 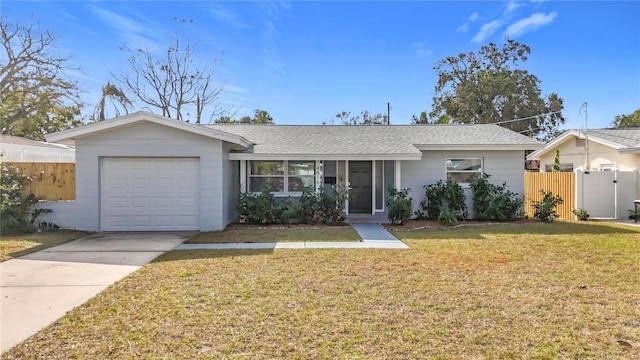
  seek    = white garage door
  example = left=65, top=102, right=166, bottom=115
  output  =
left=101, top=158, right=200, bottom=231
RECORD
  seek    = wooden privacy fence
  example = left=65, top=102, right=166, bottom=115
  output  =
left=9, top=162, right=75, bottom=201
left=524, top=172, right=575, bottom=220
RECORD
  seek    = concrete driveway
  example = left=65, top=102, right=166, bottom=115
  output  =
left=1, top=232, right=191, bottom=353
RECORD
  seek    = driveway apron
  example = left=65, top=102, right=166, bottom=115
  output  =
left=1, top=232, right=190, bottom=353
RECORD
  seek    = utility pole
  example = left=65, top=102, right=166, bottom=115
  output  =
left=387, top=102, right=391, bottom=124
left=580, top=102, right=589, bottom=171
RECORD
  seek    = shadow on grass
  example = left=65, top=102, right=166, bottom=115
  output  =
left=393, top=221, right=640, bottom=241
left=153, top=248, right=276, bottom=263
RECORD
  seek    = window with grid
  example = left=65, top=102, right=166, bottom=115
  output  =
left=446, top=158, right=483, bottom=184
left=249, top=160, right=315, bottom=193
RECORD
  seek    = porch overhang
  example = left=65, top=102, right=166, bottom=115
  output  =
left=416, top=144, right=543, bottom=151
left=228, top=153, right=423, bottom=161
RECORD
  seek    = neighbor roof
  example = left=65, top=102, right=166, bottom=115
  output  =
left=1, top=134, right=74, bottom=149
left=527, top=128, right=640, bottom=159
left=207, top=123, right=544, bottom=160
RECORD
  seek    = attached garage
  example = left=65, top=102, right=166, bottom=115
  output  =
left=43, top=112, right=253, bottom=232
left=101, top=157, right=200, bottom=231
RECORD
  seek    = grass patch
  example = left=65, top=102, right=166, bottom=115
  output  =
left=3, top=222, right=640, bottom=358
left=0, top=230, right=92, bottom=262
left=186, top=224, right=361, bottom=243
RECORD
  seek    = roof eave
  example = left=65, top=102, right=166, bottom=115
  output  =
left=45, top=112, right=253, bottom=149
left=618, top=147, right=640, bottom=154
left=416, top=144, right=543, bottom=151
left=527, top=130, right=630, bottom=160
left=228, top=153, right=423, bottom=161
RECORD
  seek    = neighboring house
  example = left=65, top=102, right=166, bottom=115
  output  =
left=42, top=112, right=543, bottom=232
left=0, top=134, right=75, bottom=163
left=527, top=128, right=640, bottom=172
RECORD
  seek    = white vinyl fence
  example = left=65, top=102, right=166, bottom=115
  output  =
left=575, top=170, right=638, bottom=219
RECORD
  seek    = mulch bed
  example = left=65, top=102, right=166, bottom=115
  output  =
left=226, top=218, right=539, bottom=232
left=383, top=217, right=540, bottom=231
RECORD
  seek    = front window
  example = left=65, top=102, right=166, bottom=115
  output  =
left=446, top=158, right=482, bottom=184
left=249, top=160, right=315, bottom=193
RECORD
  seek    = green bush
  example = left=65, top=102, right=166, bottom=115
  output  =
left=238, top=186, right=347, bottom=225
left=418, top=180, right=467, bottom=221
left=238, top=188, right=283, bottom=224
left=386, top=187, right=412, bottom=225
left=470, top=174, right=523, bottom=221
left=572, top=208, right=590, bottom=221
left=315, top=186, right=346, bottom=225
left=533, top=190, right=563, bottom=222
left=1, top=163, right=52, bottom=234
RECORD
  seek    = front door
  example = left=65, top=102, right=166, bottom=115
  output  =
left=348, top=161, right=372, bottom=214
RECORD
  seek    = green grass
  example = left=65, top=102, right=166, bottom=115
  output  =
left=186, top=224, right=361, bottom=243
left=0, top=230, right=92, bottom=262
left=3, top=222, right=640, bottom=359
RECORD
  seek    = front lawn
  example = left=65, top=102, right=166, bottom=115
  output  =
left=3, top=222, right=639, bottom=358
left=0, top=230, right=92, bottom=262
left=186, top=223, right=361, bottom=243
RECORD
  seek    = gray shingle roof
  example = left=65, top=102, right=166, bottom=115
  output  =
left=205, top=124, right=543, bottom=157
left=583, top=128, right=640, bottom=148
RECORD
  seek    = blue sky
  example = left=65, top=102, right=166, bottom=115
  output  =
left=3, top=1, right=639, bottom=130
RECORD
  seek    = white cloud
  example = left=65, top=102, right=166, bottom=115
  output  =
left=457, top=24, right=469, bottom=33
left=262, top=20, right=285, bottom=78
left=505, top=12, right=558, bottom=37
left=472, top=20, right=502, bottom=43
left=90, top=5, right=164, bottom=50
left=458, top=12, right=481, bottom=33
left=207, top=5, right=249, bottom=29
left=505, top=1, right=526, bottom=15
left=413, top=41, right=433, bottom=58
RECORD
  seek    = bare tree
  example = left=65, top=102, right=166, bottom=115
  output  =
left=0, top=15, right=82, bottom=139
left=113, top=34, right=228, bottom=123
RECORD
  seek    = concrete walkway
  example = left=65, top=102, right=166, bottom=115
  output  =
left=1, top=232, right=191, bottom=353
left=176, top=223, right=409, bottom=250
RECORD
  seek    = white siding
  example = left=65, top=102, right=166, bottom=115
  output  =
left=44, top=121, right=228, bottom=231
left=401, top=150, right=525, bottom=219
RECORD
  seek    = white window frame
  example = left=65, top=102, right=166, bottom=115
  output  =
left=247, top=160, right=316, bottom=196
left=445, top=158, right=483, bottom=187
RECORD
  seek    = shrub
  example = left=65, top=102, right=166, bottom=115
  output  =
left=315, top=186, right=347, bottom=225
left=470, top=174, right=523, bottom=221
left=572, top=208, right=590, bottom=221
left=238, top=188, right=283, bottom=224
left=386, top=187, right=412, bottom=225
left=0, top=163, right=52, bottom=234
left=418, top=180, right=467, bottom=221
left=437, top=203, right=460, bottom=224
left=238, top=186, right=347, bottom=225
left=532, top=190, right=563, bottom=222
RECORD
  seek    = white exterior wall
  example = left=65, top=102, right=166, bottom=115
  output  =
left=401, top=150, right=525, bottom=219
left=539, top=138, right=640, bottom=172
left=40, top=122, right=228, bottom=231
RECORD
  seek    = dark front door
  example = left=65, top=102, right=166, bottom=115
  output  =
left=349, top=161, right=372, bottom=214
